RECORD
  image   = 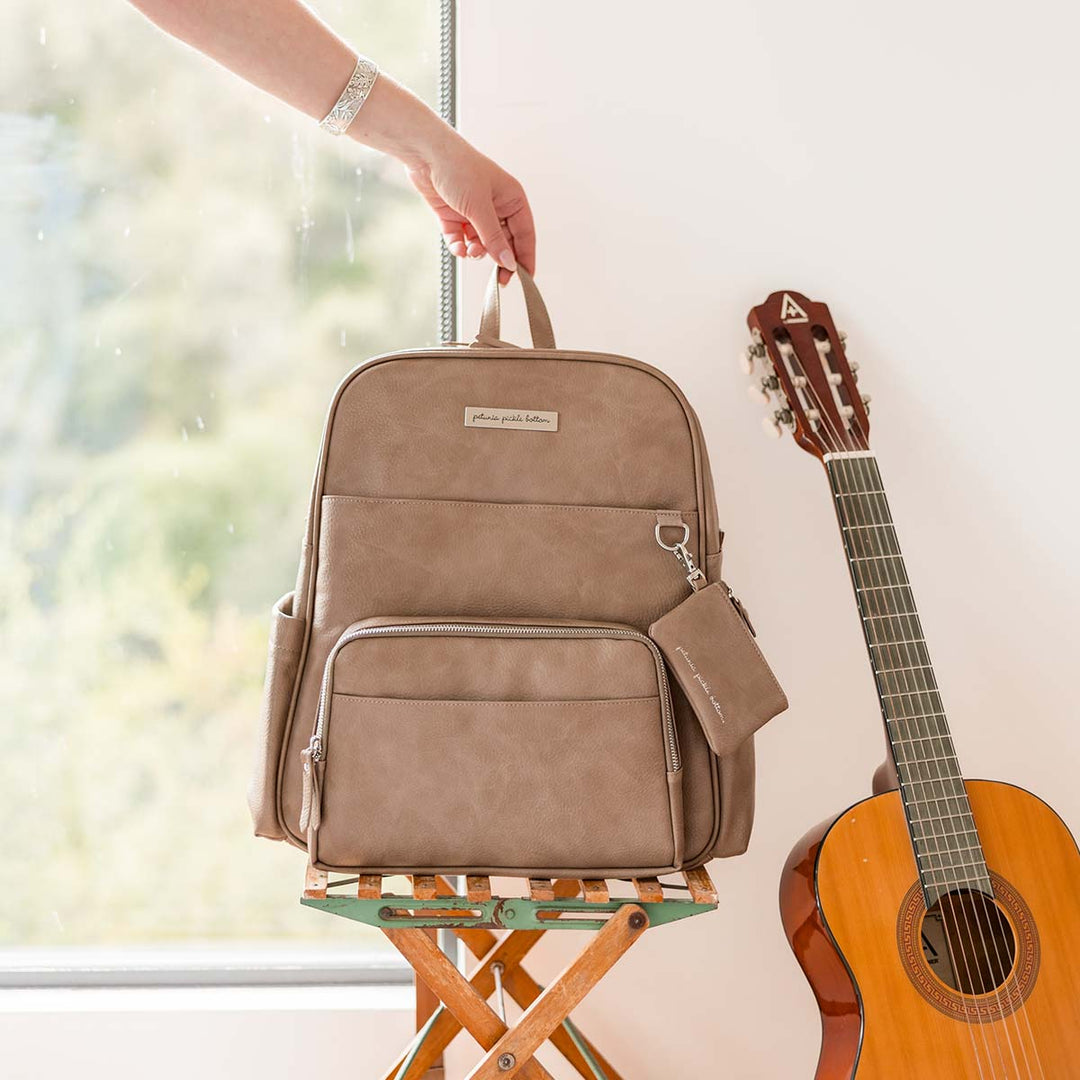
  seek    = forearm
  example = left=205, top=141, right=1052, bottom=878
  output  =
left=127, top=0, right=456, bottom=166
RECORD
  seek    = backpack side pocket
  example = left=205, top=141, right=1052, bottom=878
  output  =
left=248, top=591, right=305, bottom=840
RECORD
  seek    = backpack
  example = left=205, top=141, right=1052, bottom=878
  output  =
left=248, top=270, right=780, bottom=876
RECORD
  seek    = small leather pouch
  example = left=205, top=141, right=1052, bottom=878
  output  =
left=649, top=582, right=788, bottom=758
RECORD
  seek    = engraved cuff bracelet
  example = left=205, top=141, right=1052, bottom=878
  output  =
left=319, top=55, right=379, bottom=136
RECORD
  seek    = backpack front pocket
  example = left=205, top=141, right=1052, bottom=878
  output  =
left=302, top=618, right=683, bottom=876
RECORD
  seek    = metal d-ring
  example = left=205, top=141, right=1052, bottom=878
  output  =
left=654, top=522, right=690, bottom=551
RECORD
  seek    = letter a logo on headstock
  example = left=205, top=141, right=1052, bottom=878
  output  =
left=779, top=293, right=809, bottom=324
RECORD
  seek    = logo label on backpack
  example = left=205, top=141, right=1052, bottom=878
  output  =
left=464, top=406, right=559, bottom=432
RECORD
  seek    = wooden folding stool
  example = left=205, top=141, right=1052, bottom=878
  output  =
left=302, top=865, right=719, bottom=1079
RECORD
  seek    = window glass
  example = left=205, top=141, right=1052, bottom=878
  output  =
left=0, top=0, right=439, bottom=959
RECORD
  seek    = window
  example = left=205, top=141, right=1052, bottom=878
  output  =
left=1, top=0, right=446, bottom=983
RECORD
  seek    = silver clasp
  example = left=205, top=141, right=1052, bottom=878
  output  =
left=655, top=522, right=706, bottom=592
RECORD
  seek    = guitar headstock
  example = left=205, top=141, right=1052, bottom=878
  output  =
left=743, top=291, right=871, bottom=461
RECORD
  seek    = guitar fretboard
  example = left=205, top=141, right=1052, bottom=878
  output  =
left=825, top=450, right=992, bottom=906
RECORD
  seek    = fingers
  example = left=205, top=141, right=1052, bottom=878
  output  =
left=435, top=213, right=473, bottom=260
left=504, top=203, right=536, bottom=275
left=470, top=201, right=516, bottom=273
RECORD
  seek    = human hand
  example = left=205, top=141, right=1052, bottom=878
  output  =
left=405, top=134, right=535, bottom=286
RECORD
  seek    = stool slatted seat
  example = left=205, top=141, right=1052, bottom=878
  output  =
left=301, top=866, right=718, bottom=1079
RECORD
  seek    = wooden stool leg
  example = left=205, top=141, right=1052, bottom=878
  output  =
left=499, top=965, right=626, bottom=1080
left=402, top=876, right=625, bottom=1080
left=384, top=926, right=557, bottom=1080
left=382, top=930, right=546, bottom=1080
left=414, top=928, right=444, bottom=1079
left=465, top=904, right=649, bottom=1080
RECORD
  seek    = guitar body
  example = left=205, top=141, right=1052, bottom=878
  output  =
left=781, top=779, right=1080, bottom=1078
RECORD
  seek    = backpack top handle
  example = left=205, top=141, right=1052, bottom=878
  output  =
left=475, top=266, right=557, bottom=350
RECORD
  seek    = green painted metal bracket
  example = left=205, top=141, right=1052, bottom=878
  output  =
left=301, top=892, right=714, bottom=931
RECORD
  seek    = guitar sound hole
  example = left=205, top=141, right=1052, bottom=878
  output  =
left=921, top=889, right=1017, bottom=995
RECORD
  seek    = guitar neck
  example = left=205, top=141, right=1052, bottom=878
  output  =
left=824, top=450, right=993, bottom=904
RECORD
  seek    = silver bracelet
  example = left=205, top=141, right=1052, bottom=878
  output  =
left=319, top=56, right=379, bottom=136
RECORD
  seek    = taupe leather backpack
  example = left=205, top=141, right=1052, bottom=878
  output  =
left=249, top=270, right=785, bottom=877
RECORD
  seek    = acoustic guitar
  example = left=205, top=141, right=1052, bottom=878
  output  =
left=744, top=291, right=1080, bottom=1077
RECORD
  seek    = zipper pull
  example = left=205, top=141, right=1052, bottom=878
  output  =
left=655, top=514, right=707, bottom=592
left=299, top=739, right=322, bottom=834
left=726, top=585, right=757, bottom=637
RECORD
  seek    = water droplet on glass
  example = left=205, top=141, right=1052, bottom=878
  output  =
left=105, top=538, right=114, bottom=552
left=195, top=415, right=205, bottom=431
left=39, top=27, right=47, bottom=45
left=344, top=210, right=355, bottom=264
left=67, top=98, right=74, bottom=106
left=263, top=115, right=271, bottom=124
left=231, top=325, right=239, bottom=339
left=171, top=467, right=179, bottom=479
left=115, top=347, right=122, bottom=356
left=93, top=333, right=100, bottom=348
left=226, top=522, right=235, bottom=535
left=181, top=425, right=189, bottom=442
left=37, top=229, right=44, bottom=242
left=123, top=225, right=130, bottom=238
left=340, top=329, right=347, bottom=348
left=51, top=911, right=64, bottom=932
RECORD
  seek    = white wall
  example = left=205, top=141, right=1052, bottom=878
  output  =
left=454, top=2, right=1080, bottom=1076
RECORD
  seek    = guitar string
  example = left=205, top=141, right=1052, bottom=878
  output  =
left=831, top=448, right=1005, bottom=1078
left=844, top=450, right=1038, bottom=1080
left=817, top=333, right=1045, bottom=1078
left=778, top=339, right=1002, bottom=1079
left=813, top=391, right=1007, bottom=1078
left=802, top=337, right=1041, bottom=1079
left=769, top=340, right=994, bottom=1078
left=806, top=359, right=1028, bottom=1080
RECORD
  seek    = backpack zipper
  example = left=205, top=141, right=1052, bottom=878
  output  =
left=308, top=622, right=680, bottom=772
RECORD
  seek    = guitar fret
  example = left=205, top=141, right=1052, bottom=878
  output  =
left=915, top=829, right=984, bottom=846
left=894, top=734, right=957, bottom=750
left=924, top=870, right=994, bottom=889
left=918, top=851, right=988, bottom=873
left=899, top=762, right=963, bottom=779
left=909, top=810, right=977, bottom=827
left=893, top=752, right=960, bottom=767
left=916, top=836, right=983, bottom=855
left=872, top=656, right=933, bottom=673
left=902, top=786, right=966, bottom=804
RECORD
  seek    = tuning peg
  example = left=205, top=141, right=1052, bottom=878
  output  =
left=747, top=382, right=771, bottom=405
left=849, top=360, right=860, bottom=372
left=739, top=342, right=766, bottom=374
left=763, top=408, right=795, bottom=437
left=861, top=393, right=872, bottom=414
left=839, top=330, right=848, bottom=345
